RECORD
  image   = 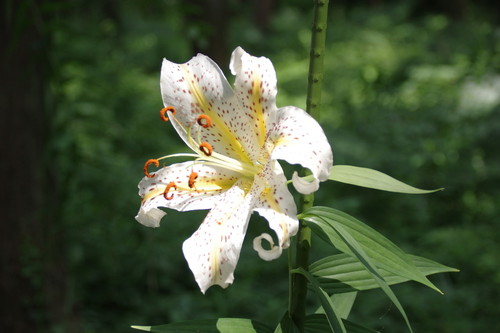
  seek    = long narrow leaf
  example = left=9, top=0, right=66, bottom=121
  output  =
left=315, top=292, right=357, bottom=319
left=310, top=218, right=413, bottom=332
left=292, top=268, right=346, bottom=333
left=311, top=253, right=458, bottom=294
left=131, top=318, right=273, bottom=333
left=328, top=165, right=442, bottom=193
left=300, top=207, right=442, bottom=294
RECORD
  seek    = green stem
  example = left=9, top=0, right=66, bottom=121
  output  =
left=289, top=0, right=329, bottom=331
left=306, top=0, right=329, bottom=121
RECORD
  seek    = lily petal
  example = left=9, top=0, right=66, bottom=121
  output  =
left=253, top=161, right=298, bottom=249
left=161, top=55, right=257, bottom=164
left=137, top=162, right=240, bottom=228
left=268, top=106, right=333, bottom=188
left=291, top=171, right=320, bottom=195
left=135, top=207, right=166, bottom=228
left=230, top=47, right=278, bottom=154
left=253, top=233, right=282, bottom=261
left=182, top=179, right=262, bottom=293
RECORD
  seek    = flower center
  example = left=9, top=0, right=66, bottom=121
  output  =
left=142, top=106, right=263, bottom=199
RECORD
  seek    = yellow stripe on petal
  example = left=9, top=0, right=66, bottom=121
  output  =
left=260, top=187, right=289, bottom=245
left=141, top=180, right=234, bottom=204
left=250, top=76, right=267, bottom=147
left=142, top=187, right=166, bottom=203
left=210, top=242, right=221, bottom=283
left=180, top=64, right=253, bottom=165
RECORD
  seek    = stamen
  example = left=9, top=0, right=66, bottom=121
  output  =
left=163, top=181, right=177, bottom=200
left=196, top=114, right=212, bottom=128
left=188, top=171, right=198, bottom=189
left=144, top=159, right=160, bottom=178
left=199, top=142, right=213, bottom=156
left=160, top=106, right=176, bottom=122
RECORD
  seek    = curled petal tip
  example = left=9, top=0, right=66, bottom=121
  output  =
left=253, top=233, right=282, bottom=261
left=229, top=46, right=245, bottom=76
left=135, top=207, right=166, bottom=228
left=292, top=171, right=320, bottom=195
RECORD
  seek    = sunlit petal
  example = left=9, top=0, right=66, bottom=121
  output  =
left=182, top=179, right=262, bottom=293
left=292, top=171, right=320, bottom=195
left=135, top=207, right=166, bottom=228
left=161, top=55, right=256, bottom=164
left=268, top=106, right=333, bottom=184
left=253, top=233, right=282, bottom=261
left=253, top=161, right=298, bottom=249
left=230, top=47, right=278, bottom=153
left=137, top=162, right=240, bottom=224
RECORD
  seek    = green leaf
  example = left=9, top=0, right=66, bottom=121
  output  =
left=131, top=318, right=273, bottom=333
left=273, top=312, right=300, bottom=333
left=315, top=292, right=357, bottom=319
left=292, top=268, right=346, bottom=333
left=328, top=165, right=442, bottom=194
left=305, top=314, right=380, bottom=333
left=299, top=206, right=442, bottom=294
left=329, top=292, right=356, bottom=319
left=313, top=216, right=413, bottom=332
left=300, top=208, right=417, bottom=332
left=311, top=253, right=458, bottom=294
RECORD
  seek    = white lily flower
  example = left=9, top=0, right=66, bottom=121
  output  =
left=135, top=47, right=333, bottom=293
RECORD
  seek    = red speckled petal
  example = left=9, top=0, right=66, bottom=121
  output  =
left=161, top=54, right=259, bottom=164
left=253, top=161, right=299, bottom=249
left=230, top=47, right=278, bottom=155
left=268, top=106, right=333, bottom=191
left=182, top=178, right=263, bottom=293
left=135, top=161, right=240, bottom=228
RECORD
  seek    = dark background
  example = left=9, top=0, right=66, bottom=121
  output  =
left=2, top=0, right=499, bottom=332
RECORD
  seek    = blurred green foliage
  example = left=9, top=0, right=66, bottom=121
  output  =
left=16, top=0, right=500, bottom=332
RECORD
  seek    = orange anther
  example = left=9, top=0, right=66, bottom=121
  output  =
left=144, top=159, right=160, bottom=178
left=199, top=142, right=213, bottom=156
left=188, top=171, right=199, bottom=189
left=196, top=114, right=212, bottom=128
left=163, top=181, right=177, bottom=200
left=160, top=106, right=176, bottom=122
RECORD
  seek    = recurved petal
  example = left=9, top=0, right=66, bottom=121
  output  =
left=182, top=179, right=262, bottom=293
left=253, top=233, right=282, bottom=261
left=268, top=106, right=333, bottom=189
left=291, top=171, right=320, bottom=195
left=160, top=54, right=256, bottom=164
left=230, top=47, right=278, bottom=154
left=253, top=161, right=298, bottom=249
left=137, top=161, right=240, bottom=228
left=135, top=207, right=166, bottom=228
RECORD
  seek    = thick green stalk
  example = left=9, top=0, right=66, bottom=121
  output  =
left=306, top=0, right=329, bottom=121
left=289, top=0, right=329, bottom=331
